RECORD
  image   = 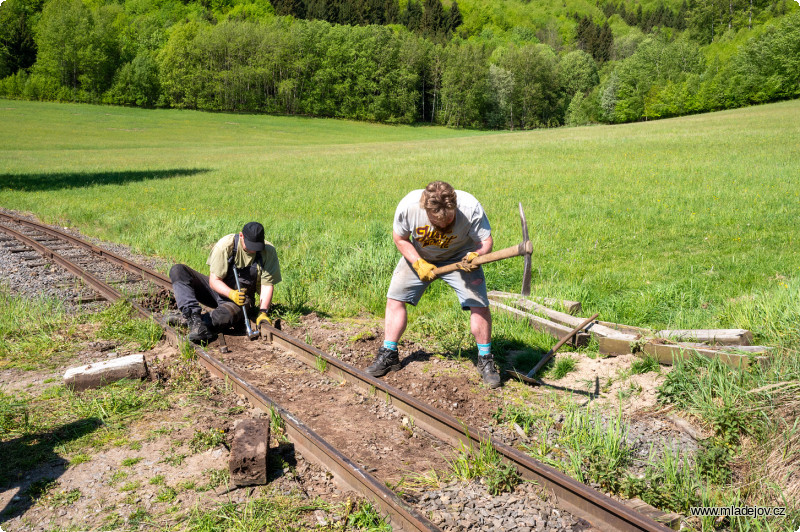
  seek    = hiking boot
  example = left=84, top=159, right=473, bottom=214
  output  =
left=477, top=355, right=501, bottom=389
left=187, top=311, right=212, bottom=343
left=365, top=347, right=401, bottom=377
left=166, top=311, right=187, bottom=328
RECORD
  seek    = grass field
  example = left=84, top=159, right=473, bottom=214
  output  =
left=2, top=98, right=799, bottom=348
left=2, top=98, right=799, bottom=529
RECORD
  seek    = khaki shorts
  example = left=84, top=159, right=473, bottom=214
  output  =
left=386, top=258, right=489, bottom=310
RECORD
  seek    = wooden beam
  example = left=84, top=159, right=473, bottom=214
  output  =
left=641, top=342, right=769, bottom=370
left=489, top=292, right=638, bottom=345
left=489, top=300, right=590, bottom=347
left=655, top=329, right=753, bottom=346
left=489, top=292, right=771, bottom=370
left=64, top=354, right=148, bottom=391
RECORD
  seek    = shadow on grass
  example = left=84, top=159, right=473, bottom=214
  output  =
left=500, top=340, right=599, bottom=398
left=0, top=169, right=210, bottom=192
left=0, top=417, right=101, bottom=522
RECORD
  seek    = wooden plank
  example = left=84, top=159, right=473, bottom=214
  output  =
left=489, top=292, right=770, bottom=370
left=642, top=342, right=769, bottom=370
left=598, top=336, right=638, bottom=356
left=489, top=292, right=582, bottom=316
left=529, top=296, right=581, bottom=314
left=230, top=419, right=270, bottom=487
left=489, top=300, right=590, bottom=347
left=64, top=354, right=148, bottom=391
left=489, top=291, right=638, bottom=343
left=656, top=329, right=753, bottom=346
left=596, top=320, right=650, bottom=335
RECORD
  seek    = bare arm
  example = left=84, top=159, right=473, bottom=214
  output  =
left=259, top=284, right=274, bottom=311
left=209, top=273, right=234, bottom=298
left=393, top=231, right=422, bottom=264
left=474, top=236, right=493, bottom=256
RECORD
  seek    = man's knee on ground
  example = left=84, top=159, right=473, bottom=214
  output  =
left=211, top=302, right=242, bottom=329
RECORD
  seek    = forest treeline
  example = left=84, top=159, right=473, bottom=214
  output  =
left=0, top=0, right=798, bottom=128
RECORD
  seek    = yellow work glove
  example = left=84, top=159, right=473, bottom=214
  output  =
left=256, top=311, right=272, bottom=328
left=412, top=258, right=437, bottom=282
left=227, top=288, right=246, bottom=306
left=457, top=251, right=480, bottom=272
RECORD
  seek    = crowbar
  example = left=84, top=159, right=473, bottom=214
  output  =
left=232, top=267, right=260, bottom=341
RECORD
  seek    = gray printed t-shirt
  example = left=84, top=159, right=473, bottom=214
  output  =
left=393, top=189, right=491, bottom=263
left=207, top=234, right=282, bottom=286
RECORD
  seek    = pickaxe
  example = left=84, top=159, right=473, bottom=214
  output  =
left=432, top=202, right=533, bottom=297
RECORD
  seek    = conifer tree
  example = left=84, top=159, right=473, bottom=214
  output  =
left=403, top=0, right=422, bottom=31
left=447, top=0, right=462, bottom=33
left=421, top=0, right=445, bottom=37
left=384, top=0, right=399, bottom=24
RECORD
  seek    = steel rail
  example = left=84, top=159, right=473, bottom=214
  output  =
left=190, top=346, right=440, bottom=531
left=0, top=212, right=172, bottom=289
left=0, top=223, right=165, bottom=329
left=0, top=223, right=439, bottom=532
left=0, top=224, right=128, bottom=304
left=1, top=217, right=672, bottom=530
left=263, top=325, right=673, bottom=532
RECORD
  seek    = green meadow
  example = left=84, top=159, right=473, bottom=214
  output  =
left=1, top=98, right=799, bottom=348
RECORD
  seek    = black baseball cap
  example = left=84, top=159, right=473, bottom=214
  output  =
left=241, top=222, right=265, bottom=251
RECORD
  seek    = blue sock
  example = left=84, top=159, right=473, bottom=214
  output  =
left=477, top=343, right=491, bottom=357
left=383, top=340, right=398, bottom=352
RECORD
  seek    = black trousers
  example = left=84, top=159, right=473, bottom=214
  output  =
left=169, top=264, right=251, bottom=329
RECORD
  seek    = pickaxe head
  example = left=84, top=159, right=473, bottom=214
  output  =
left=518, top=202, right=532, bottom=297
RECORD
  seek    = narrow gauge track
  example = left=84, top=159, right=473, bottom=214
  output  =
left=0, top=212, right=672, bottom=532
left=0, top=212, right=171, bottom=309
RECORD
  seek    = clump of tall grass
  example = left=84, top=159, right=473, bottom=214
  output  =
left=94, top=300, right=163, bottom=350
left=548, top=355, right=577, bottom=379
left=0, top=289, right=73, bottom=369
left=738, top=380, right=800, bottom=518
left=558, top=406, right=631, bottom=490
left=629, top=353, right=660, bottom=375
left=346, top=500, right=392, bottom=531
left=446, top=439, right=521, bottom=495
left=720, top=277, right=800, bottom=351
left=657, top=345, right=800, bottom=527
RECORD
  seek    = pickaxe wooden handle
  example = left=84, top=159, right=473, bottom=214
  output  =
left=432, top=203, right=533, bottom=288
left=432, top=240, right=533, bottom=276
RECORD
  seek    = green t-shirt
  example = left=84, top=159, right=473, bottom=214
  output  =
left=206, top=233, right=281, bottom=287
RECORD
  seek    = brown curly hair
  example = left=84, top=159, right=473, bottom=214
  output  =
left=420, top=181, right=457, bottom=227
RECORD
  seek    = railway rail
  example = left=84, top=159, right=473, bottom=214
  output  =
left=0, top=212, right=674, bottom=532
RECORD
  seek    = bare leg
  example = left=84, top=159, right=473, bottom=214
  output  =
left=384, top=298, right=408, bottom=342
left=469, top=306, right=491, bottom=344
left=471, top=306, right=499, bottom=388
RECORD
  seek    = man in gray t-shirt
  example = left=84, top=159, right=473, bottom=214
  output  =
left=365, top=181, right=501, bottom=388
